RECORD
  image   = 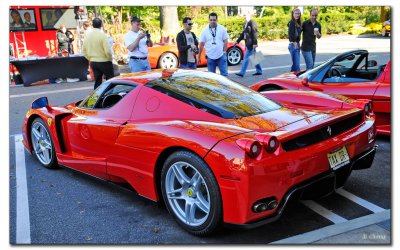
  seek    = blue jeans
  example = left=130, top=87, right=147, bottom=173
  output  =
left=239, top=48, right=262, bottom=76
left=301, top=50, right=316, bottom=70
left=129, top=58, right=151, bottom=72
left=179, top=62, right=197, bottom=69
left=207, top=53, right=228, bottom=76
left=288, top=43, right=300, bottom=72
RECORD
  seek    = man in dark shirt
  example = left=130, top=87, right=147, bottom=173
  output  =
left=301, top=8, right=321, bottom=70
left=177, top=17, right=199, bottom=69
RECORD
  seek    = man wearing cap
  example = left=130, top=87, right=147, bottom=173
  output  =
left=124, top=16, right=153, bottom=72
left=82, top=18, right=113, bottom=89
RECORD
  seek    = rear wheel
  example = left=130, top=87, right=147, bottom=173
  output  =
left=158, top=52, right=178, bottom=69
left=161, top=151, right=222, bottom=236
left=30, top=118, right=58, bottom=169
left=227, top=47, right=242, bottom=66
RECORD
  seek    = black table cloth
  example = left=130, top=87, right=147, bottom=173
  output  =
left=10, top=56, right=89, bottom=86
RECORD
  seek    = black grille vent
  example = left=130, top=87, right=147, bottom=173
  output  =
left=282, top=113, right=363, bottom=151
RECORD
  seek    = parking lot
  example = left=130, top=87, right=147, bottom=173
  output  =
left=9, top=34, right=391, bottom=244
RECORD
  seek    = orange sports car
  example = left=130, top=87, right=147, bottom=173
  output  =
left=147, top=42, right=245, bottom=69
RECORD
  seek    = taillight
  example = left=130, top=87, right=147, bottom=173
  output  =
left=236, top=139, right=262, bottom=158
left=255, top=134, right=280, bottom=153
left=364, top=101, right=373, bottom=117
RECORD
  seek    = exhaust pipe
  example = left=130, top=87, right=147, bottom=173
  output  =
left=253, top=198, right=278, bottom=213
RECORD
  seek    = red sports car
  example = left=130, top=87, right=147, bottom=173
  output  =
left=23, top=69, right=377, bottom=235
left=147, top=42, right=245, bottom=69
left=250, top=50, right=390, bottom=135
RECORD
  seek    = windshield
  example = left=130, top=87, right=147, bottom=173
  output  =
left=146, top=71, right=281, bottom=118
left=298, top=57, right=334, bottom=79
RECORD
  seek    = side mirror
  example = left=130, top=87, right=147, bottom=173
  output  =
left=301, top=77, right=309, bottom=86
left=31, top=97, right=48, bottom=109
left=367, top=60, right=378, bottom=67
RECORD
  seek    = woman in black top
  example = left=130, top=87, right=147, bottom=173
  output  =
left=288, top=8, right=302, bottom=72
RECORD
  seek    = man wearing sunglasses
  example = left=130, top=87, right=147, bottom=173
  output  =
left=177, top=17, right=199, bottom=69
left=199, top=12, right=229, bottom=76
left=124, top=16, right=153, bottom=72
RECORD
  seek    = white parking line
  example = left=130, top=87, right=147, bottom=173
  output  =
left=14, top=134, right=31, bottom=244
left=301, top=200, right=348, bottom=224
left=270, top=209, right=390, bottom=244
left=9, top=86, right=93, bottom=98
left=336, top=188, right=386, bottom=213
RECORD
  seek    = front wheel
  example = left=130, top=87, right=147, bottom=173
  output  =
left=158, top=52, right=178, bottom=69
left=227, top=47, right=242, bottom=66
left=30, top=118, right=58, bottom=169
left=161, top=151, right=222, bottom=236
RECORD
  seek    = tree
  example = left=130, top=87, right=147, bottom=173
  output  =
left=380, top=6, right=390, bottom=22
left=159, top=6, right=180, bottom=43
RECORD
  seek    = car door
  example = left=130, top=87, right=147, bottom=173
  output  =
left=61, top=81, right=138, bottom=179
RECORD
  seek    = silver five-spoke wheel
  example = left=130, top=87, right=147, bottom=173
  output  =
left=161, top=151, right=222, bottom=236
left=158, top=52, right=178, bottom=68
left=227, top=47, right=242, bottom=66
left=30, top=118, right=57, bottom=168
left=165, top=161, right=210, bottom=226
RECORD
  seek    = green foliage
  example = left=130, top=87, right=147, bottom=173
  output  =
left=349, top=22, right=383, bottom=35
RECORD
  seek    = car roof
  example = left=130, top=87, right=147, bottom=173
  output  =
left=112, top=69, right=193, bottom=85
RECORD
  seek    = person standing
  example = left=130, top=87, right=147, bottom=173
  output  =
left=198, top=13, right=229, bottom=76
left=57, top=24, right=72, bottom=53
left=82, top=18, right=113, bottom=89
left=288, top=8, right=302, bottom=72
left=234, top=11, right=262, bottom=77
left=124, top=16, right=153, bottom=72
left=177, top=17, right=199, bottom=69
left=301, top=8, right=321, bottom=70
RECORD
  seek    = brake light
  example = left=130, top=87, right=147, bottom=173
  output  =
left=255, top=134, right=280, bottom=153
left=364, top=101, right=373, bottom=117
left=236, top=139, right=262, bottom=158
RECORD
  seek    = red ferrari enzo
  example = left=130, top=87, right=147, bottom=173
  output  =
left=23, top=69, right=377, bottom=236
left=250, top=50, right=390, bottom=135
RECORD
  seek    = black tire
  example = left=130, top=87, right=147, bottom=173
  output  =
left=30, top=118, right=58, bottom=169
left=161, top=150, right=222, bottom=236
left=259, top=85, right=282, bottom=92
left=227, top=47, right=242, bottom=66
left=158, top=52, right=178, bottom=69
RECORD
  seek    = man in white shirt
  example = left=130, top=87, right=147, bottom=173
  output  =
left=124, top=16, right=153, bottom=72
left=198, top=13, right=229, bottom=76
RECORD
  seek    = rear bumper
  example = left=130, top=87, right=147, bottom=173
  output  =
left=225, top=145, right=377, bottom=229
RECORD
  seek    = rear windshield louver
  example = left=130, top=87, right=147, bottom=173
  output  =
left=282, top=113, right=363, bottom=151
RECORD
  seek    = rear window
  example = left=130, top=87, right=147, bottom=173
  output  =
left=146, top=71, right=281, bottom=118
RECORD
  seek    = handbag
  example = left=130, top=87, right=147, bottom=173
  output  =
left=249, top=49, right=264, bottom=66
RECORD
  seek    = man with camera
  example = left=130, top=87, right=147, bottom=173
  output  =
left=177, top=17, right=199, bottom=69
left=124, top=16, right=153, bottom=72
left=198, top=12, right=229, bottom=76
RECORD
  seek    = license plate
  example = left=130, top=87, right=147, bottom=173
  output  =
left=327, top=146, right=350, bottom=170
